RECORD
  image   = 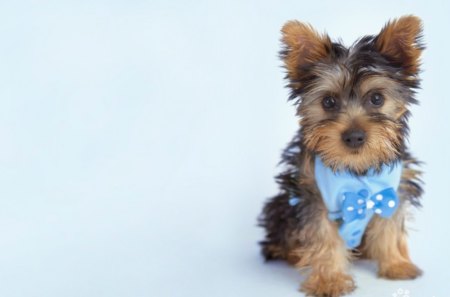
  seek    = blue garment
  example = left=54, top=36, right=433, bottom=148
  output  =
left=314, top=156, right=402, bottom=249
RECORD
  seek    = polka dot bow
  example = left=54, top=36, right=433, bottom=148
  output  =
left=341, top=188, right=398, bottom=222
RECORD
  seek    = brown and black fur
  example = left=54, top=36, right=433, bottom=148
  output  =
left=259, top=16, right=425, bottom=297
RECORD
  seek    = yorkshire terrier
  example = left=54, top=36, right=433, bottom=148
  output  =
left=259, top=15, right=424, bottom=297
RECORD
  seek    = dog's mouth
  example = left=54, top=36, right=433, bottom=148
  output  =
left=304, top=119, right=404, bottom=174
left=313, top=132, right=401, bottom=174
left=318, top=140, right=401, bottom=175
left=348, top=148, right=364, bottom=155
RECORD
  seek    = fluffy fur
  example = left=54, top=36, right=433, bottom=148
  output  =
left=259, top=16, right=424, bottom=297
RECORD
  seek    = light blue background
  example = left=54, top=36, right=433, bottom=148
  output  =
left=0, top=1, right=449, bottom=296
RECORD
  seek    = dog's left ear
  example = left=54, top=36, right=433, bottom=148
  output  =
left=375, top=15, right=424, bottom=75
left=280, top=21, right=332, bottom=82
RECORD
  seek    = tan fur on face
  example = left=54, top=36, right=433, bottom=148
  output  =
left=358, top=75, right=409, bottom=119
left=299, top=73, right=408, bottom=173
left=298, top=64, right=351, bottom=124
left=311, top=65, right=351, bottom=95
left=302, top=108, right=403, bottom=174
left=376, top=15, right=424, bottom=75
left=300, top=64, right=351, bottom=107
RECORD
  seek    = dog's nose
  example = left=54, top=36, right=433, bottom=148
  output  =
left=342, top=129, right=366, bottom=148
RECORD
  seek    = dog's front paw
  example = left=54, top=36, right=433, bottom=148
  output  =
left=379, top=261, right=422, bottom=280
left=301, top=272, right=355, bottom=297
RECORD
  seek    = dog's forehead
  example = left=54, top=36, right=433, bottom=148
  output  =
left=313, top=64, right=350, bottom=92
left=313, top=52, right=392, bottom=97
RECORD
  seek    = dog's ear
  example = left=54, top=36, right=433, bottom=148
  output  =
left=375, top=15, right=424, bottom=75
left=280, top=21, right=332, bottom=81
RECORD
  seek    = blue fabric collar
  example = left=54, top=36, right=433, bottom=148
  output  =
left=314, top=156, right=402, bottom=249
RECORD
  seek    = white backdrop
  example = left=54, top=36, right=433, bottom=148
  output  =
left=0, top=0, right=449, bottom=296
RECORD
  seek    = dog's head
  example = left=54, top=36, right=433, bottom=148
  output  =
left=281, top=16, right=424, bottom=174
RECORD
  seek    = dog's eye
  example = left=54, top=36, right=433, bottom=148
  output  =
left=369, top=93, right=384, bottom=107
left=322, top=96, right=338, bottom=110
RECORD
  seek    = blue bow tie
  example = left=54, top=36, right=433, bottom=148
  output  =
left=313, top=156, right=402, bottom=249
left=341, top=188, right=398, bottom=222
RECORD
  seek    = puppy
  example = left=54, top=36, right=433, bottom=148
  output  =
left=259, top=15, right=424, bottom=297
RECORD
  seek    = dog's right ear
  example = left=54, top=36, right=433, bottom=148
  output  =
left=374, top=15, right=424, bottom=76
left=280, top=21, right=332, bottom=82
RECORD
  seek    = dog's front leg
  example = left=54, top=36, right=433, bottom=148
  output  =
left=361, top=207, right=422, bottom=280
left=293, top=211, right=355, bottom=297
